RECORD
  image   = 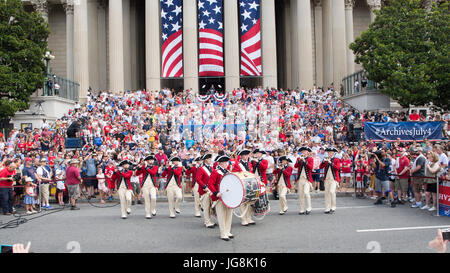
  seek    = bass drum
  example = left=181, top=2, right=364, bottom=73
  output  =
left=220, top=172, right=266, bottom=209
left=251, top=193, right=270, bottom=216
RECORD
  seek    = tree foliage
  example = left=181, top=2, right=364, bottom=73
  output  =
left=350, top=0, right=449, bottom=110
left=0, top=0, right=50, bottom=119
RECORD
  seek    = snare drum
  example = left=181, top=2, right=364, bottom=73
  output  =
left=252, top=193, right=270, bottom=216
left=220, top=172, right=266, bottom=209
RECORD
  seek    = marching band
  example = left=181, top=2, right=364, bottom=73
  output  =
left=113, top=146, right=346, bottom=240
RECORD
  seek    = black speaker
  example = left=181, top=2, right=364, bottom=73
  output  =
left=65, top=138, right=82, bottom=149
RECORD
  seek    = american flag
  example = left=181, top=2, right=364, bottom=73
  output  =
left=239, top=0, right=261, bottom=76
left=161, top=0, right=183, bottom=78
left=198, top=0, right=224, bottom=77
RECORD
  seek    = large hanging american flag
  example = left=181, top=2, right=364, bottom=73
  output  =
left=198, top=0, right=224, bottom=77
left=239, top=0, right=262, bottom=76
left=161, top=0, right=183, bottom=78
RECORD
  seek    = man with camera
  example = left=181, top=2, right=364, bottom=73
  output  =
left=371, top=150, right=396, bottom=207
left=0, top=161, right=17, bottom=215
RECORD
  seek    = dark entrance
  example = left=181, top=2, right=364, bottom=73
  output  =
left=199, top=77, right=225, bottom=95
left=161, top=79, right=184, bottom=94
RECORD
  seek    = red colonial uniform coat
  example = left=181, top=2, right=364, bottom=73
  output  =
left=185, top=165, right=198, bottom=188
left=137, top=164, right=159, bottom=188
left=273, top=166, right=293, bottom=189
left=294, top=157, right=314, bottom=183
left=252, top=159, right=269, bottom=185
left=116, top=170, right=133, bottom=189
left=196, top=165, right=213, bottom=195
left=161, top=166, right=183, bottom=189
left=320, top=158, right=341, bottom=183
left=207, top=167, right=228, bottom=202
left=231, top=159, right=253, bottom=173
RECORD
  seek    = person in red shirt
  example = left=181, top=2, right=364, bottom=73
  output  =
left=0, top=161, right=17, bottom=215
left=105, top=161, right=116, bottom=193
left=66, top=159, right=82, bottom=210
left=355, top=156, right=368, bottom=198
left=340, top=153, right=352, bottom=193
left=273, top=156, right=293, bottom=215
left=116, top=160, right=134, bottom=219
left=409, top=110, right=420, bottom=121
left=320, top=148, right=341, bottom=214
left=185, top=156, right=202, bottom=218
left=137, top=155, right=160, bottom=219
left=231, top=149, right=254, bottom=226
left=395, top=148, right=410, bottom=203
left=196, top=153, right=215, bottom=228
left=161, top=157, right=183, bottom=218
left=295, top=147, right=314, bottom=215
left=208, top=155, right=233, bottom=241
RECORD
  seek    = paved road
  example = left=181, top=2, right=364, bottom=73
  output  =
left=1, top=197, right=449, bottom=253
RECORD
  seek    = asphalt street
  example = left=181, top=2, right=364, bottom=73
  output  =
left=1, top=196, right=449, bottom=253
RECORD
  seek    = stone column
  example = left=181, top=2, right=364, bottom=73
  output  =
left=183, top=0, right=199, bottom=93
left=97, top=0, right=107, bottom=91
left=314, top=0, right=323, bottom=88
left=31, top=0, right=49, bottom=22
left=283, top=0, right=291, bottom=89
left=88, top=0, right=99, bottom=93
left=74, top=0, right=90, bottom=102
left=290, top=0, right=298, bottom=89
left=123, top=0, right=131, bottom=91
left=63, top=1, right=74, bottom=81
left=322, top=0, right=333, bottom=88
left=345, top=0, right=355, bottom=75
left=145, top=0, right=161, bottom=92
left=130, top=0, right=138, bottom=91
left=261, top=0, right=278, bottom=89
left=367, top=0, right=381, bottom=23
left=224, top=0, right=240, bottom=92
left=109, top=0, right=125, bottom=93
left=296, top=0, right=314, bottom=90
left=332, top=0, right=347, bottom=93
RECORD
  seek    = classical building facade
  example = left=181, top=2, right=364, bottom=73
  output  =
left=23, top=0, right=382, bottom=101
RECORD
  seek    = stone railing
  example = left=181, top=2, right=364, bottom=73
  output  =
left=44, top=73, right=79, bottom=102
left=341, top=70, right=379, bottom=97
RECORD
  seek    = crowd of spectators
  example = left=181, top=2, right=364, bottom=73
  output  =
left=0, top=86, right=449, bottom=215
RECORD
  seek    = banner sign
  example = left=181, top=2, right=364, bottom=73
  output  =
left=439, top=181, right=450, bottom=217
left=364, top=122, right=443, bottom=141
left=198, top=0, right=224, bottom=76
left=161, top=0, right=183, bottom=78
left=239, top=0, right=262, bottom=76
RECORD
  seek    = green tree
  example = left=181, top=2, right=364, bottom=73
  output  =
left=0, top=0, right=50, bottom=120
left=350, top=0, right=449, bottom=110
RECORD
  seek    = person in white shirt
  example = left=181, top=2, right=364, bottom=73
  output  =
left=434, top=144, right=448, bottom=169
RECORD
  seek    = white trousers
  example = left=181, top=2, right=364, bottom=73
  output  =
left=141, top=180, right=157, bottom=218
left=298, top=177, right=312, bottom=213
left=239, top=202, right=254, bottom=225
left=324, top=179, right=338, bottom=212
left=215, top=201, right=232, bottom=239
left=118, top=182, right=133, bottom=218
left=277, top=181, right=288, bottom=213
left=200, top=193, right=214, bottom=226
left=166, top=180, right=182, bottom=217
left=193, top=183, right=201, bottom=216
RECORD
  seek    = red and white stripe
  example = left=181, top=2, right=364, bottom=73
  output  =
left=162, top=30, right=183, bottom=78
left=199, top=29, right=224, bottom=77
left=241, top=19, right=261, bottom=76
